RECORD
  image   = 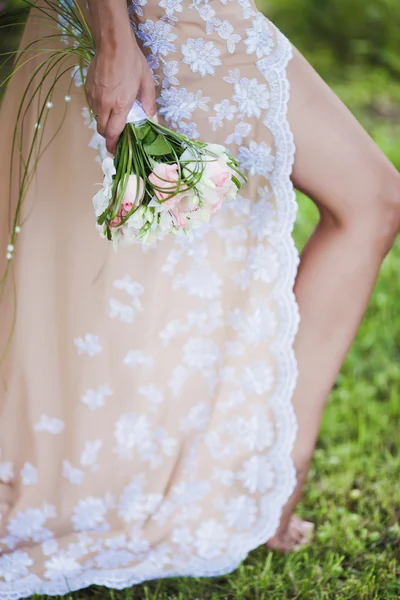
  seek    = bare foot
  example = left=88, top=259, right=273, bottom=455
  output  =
left=266, top=515, right=314, bottom=553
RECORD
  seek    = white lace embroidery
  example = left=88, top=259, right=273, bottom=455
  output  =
left=0, top=2, right=300, bottom=597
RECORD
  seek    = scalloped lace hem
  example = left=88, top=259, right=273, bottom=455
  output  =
left=0, top=31, right=300, bottom=600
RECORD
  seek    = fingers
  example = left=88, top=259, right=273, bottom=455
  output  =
left=105, top=107, right=129, bottom=155
left=95, top=108, right=111, bottom=139
left=139, top=59, right=158, bottom=122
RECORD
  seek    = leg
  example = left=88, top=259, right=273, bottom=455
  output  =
left=267, top=46, right=400, bottom=551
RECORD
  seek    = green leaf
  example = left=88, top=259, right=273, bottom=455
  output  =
left=135, top=123, right=151, bottom=140
left=142, top=128, right=158, bottom=146
left=143, top=134, right=172, bottom=156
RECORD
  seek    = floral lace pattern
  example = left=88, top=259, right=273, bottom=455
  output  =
left=0, top=0, right=300, bottom=596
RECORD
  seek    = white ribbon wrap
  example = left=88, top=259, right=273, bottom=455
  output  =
left=126, top=101, right=148, bottom=124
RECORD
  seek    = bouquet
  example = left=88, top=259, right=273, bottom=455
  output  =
left=1, top=0, right=246, bottom=267
left=93, top=102, right=246, bottom=247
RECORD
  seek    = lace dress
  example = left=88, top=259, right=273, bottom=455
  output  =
left=0, top=0, right=300, bottom=595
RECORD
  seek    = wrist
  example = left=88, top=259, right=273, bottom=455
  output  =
left=96, top=25, right=136, bottom=54
left=88, top=0, right=137, bottom=54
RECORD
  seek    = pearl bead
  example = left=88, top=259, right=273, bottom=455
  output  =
left=34, top=123, right=41, bottom=129
left=15, top=226, right=21, bottom=233
left=46, top=101, right=53, bottom=109
left=7, top=244, right=14, bottom=252
left=6, top=253, right=12, bottom=261
left=64, top=95, right=71, bottom=103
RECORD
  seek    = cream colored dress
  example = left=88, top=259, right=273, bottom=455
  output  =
left=0, top=0, right=300, bottom=595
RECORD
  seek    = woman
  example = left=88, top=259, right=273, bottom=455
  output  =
left=0, top=0, right=399, bottom=595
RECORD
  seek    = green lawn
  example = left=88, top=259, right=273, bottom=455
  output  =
left=26, top=115, right=400, bottom=600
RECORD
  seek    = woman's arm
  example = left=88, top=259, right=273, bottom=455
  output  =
left=86, top=0, right=156, bottom=154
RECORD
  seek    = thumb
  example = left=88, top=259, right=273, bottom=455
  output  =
left=139, top=60, right=158, bottom=122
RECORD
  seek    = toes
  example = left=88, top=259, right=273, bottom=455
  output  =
left=287, top=516, right=306, bottom=543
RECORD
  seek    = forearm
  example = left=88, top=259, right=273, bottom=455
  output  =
left=87, top=0, right=136, bottom=53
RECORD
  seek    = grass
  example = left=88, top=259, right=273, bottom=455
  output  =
left=26, top=115, right=400, bottom=599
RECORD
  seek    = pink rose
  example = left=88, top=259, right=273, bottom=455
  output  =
left=149, top=163, right=181, bottom=205
left=120, top=174, right=145, bottom=214
left=204, top=156, right=232, bottom=193
left=110, top=214, right=123, bottom=227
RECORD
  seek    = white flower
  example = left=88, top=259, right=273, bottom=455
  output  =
left=41, top=539, right=59, bottom=556
left=212, top=467, right=236, bottom=486
left=109, top=298, right=135, bottom=323
left=137, top=20, right=177, bottom=57
left=194, top=519, right=228, bottom=558
left=171, top=527, right=193, bottom=551
left=80, top=384, right=112, bottom=410
left=248, top=196, right=276, bottom=240
left=225, top=121, right=252, bottom=146
left=176, top=120, right=200, bottom=139
left=95, top=549, right=135, bottom=568
left=80, top=440, right=103, bottom=470
left=128, top=0, right=147, bottom=17
left=230, top=306, right=277, bottom=345
left=204, top=143, right=228, bottom=157
left=238, top=0, right=256, bottom=18
left=34, top=415, right=64, bottom=435
left=238, top=141, right=275, bottom=178
left=126, top=205, right=148, bottom=230
left=101, top=157, right=116, bottom=196
left=138, top=384, right=163, bottom=412
left=8, top=504, right=56, bottom=542
left=162, top=60, right=179, bottom=87
left=181, top=38, right=221, bottom=77
left=159, top=0, right=182, bottom=16
left=180, top=401, right=211, bottom=432
left=237, top=455, right=275, bottom=493
left=241, top=362, right=274, bottom=394
left=74, top=333, right=102, bottom=357
left=198, top=3, right=216, bottom=22
left=112, top=275, right=144, bottom=299
left=70, top=65, right=86, bottom=89
left=114, top=413, right=154, bottom=460
left=71, top=496, right=110, bottom=532
left=248, top=243, right=279, bottom=283
left=245, top=13, right=275, bottom=59
left=174, top=264, right=222, bottom=299
left=62, top=460, right=84, bottom=485
left=0, top=461, right=13, bottom=483
left=209, top=100, right=237, bottom=131
left=158, top=87, right=210, bottom=125
left=124, top=350, right=153, bottom=368
left=161, top=437, right=178, bottom=456
left=20, top=462, right=38, bottom=485
left=92, top=189, right=109, bottom=220
left=183, top=338, right=219, bottom=372
left=233, top=77, right=269, bottom=118
left=217, top=20, right=241, bottom=53
left=172, top=481, right=211, bottom=504
left=225, top=413, right=274, bottom=451
left=224, top=495, right=257, bottom=530
left=0, top=551, right=33, bottom=582
left=44, top=553, right=82, bottom=580
left=217, top=389, right=246, bottom=413
left=223, top=340, right=245, bottom=357
left=118, top=481, right=162, bottom=524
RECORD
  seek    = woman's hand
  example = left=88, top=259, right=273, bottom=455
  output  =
left=86, top=0, right=157, bottom=155
left=86, top=40, right=157, bottom=155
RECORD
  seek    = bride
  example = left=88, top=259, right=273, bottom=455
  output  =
left=0, top=0, right=399, bottom=594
